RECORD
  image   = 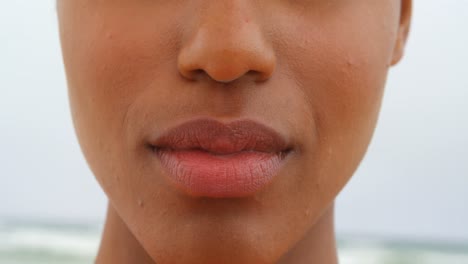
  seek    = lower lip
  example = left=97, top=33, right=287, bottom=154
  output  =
left=154, top=149, right=287, bottom=198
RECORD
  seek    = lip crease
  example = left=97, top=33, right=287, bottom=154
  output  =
left=149, top=118, right=292, bottom=198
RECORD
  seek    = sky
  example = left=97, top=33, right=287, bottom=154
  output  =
left=1, top=0, right=467, bottom=242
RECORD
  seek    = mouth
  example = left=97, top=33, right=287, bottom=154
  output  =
left=148, top=118, right=293, bottom=198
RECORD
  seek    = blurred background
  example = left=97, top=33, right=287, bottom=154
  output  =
left=1, top=0, right=467, bottom=263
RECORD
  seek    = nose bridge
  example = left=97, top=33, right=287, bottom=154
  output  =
left=200, top=0, right=253, bottom=40
left=177, top=0, right=276, bottom=83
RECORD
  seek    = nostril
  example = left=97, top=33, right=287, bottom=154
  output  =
left=177, top=50, right=204, bottom=81
left=179, top=67, right=205, bottom=81
left=190, top=69, right=206, bottom=81
left=179, top=63, right=274, bottom=84
left=251, top=70, right=272, bottom=83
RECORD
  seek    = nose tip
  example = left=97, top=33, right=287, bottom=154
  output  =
left=178, top=47, right=276, bottom=83
left=177, top=20, right=276, bottom=83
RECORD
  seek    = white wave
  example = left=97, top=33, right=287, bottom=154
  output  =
left=1, top=222, right=467, bottom=264
left=338, top=240, right=468, bottom=264
left=0, top=225, right=100, bottom=258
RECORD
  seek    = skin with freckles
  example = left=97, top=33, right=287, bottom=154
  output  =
left=57, top=0, right=411, bottom=263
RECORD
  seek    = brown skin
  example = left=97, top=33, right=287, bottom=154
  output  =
left=57, top=0, right=411, bottom=263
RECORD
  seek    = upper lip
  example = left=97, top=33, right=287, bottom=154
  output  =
left=149, top=118, right=291, bottom=154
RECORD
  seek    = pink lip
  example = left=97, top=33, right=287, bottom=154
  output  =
left=150, top=118, right=292, bottom=198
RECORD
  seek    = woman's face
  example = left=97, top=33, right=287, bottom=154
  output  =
left=58, top=0, right=409, bottom=263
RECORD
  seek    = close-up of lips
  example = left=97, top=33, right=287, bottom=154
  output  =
left=2, top=0, right=468, bottom=264
left=149, top=119, right=294, bottom=198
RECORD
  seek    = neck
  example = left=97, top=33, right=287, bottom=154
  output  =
left=95, top=204, right=155, bottom=264
left=96, top=203, right=338, bottom=264
left=278, top=204, right=338, bottom=264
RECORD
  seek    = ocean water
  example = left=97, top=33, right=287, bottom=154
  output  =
left=1, top=220, right=467, bottom=264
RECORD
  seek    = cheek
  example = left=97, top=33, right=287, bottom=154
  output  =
left=275, top=4, right=398, bottom=202
left=60, top=6, right=179, bottom=193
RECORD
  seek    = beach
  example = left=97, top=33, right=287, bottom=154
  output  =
left=1, top=219, right=467, bottom=264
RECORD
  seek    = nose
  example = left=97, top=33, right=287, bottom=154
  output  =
left=177, top=1, right=276, bottom=83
